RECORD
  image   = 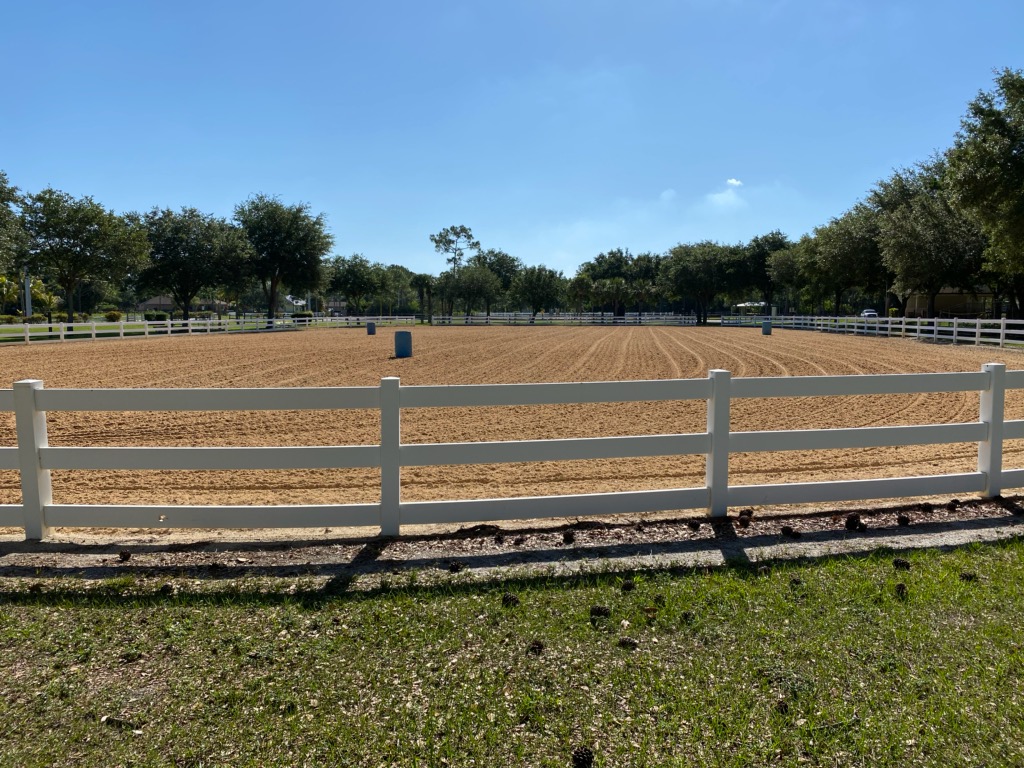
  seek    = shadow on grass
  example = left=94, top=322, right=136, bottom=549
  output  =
left=1, top=511, right=1021, bottom=609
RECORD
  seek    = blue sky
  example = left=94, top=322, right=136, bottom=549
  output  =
left=3, top=1, right=1022, bottom=275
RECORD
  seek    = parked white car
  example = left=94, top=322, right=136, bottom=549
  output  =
left=860, top=309, right=878, bottom=318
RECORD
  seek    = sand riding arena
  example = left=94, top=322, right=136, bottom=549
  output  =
left=2, top=325, right=1023, bottom=523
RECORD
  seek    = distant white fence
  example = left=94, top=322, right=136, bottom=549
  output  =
left=721, top=314, right=1024, bottom=347
left=1, top=364, right=1019, bottom=540
left=0, top=316, right=416, bottom=345
left=432, top=312, right=697, bottom=326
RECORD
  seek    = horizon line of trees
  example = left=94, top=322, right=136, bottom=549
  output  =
left=2, top=69, right=1021, bottom=322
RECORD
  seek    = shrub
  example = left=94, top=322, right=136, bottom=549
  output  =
left=0, top=315, right=16, bottom=325
left=22, top=314, right=47, bottom=324
left=293, top=311, right=314, bottom=319
left=144, top=312, right=170, bottom=322
left=104, top=311, right=123, bottom=322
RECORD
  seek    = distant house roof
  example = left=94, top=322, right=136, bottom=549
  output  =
left=138, top=295, right=176, bottom=310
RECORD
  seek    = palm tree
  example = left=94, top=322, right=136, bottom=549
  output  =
left=603, top=276, right=630, bottom=317
left=567, top=275, right=593, bottom=315
left=410, top=273, right=434, bottom=322
left=631, top=279, right=659, bottom=320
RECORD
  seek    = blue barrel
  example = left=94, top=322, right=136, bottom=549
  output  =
left=366, top=322, right=376, bottom=335
left=762, top=320, right=772, bottom=335
left=395, top=330, right=412, bottom=358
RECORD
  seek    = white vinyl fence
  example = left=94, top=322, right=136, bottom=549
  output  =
left=1, top=364, right=1021, bottom=540
left=721, top=314, right=1024, bottom=348
left=432, top=312, right=697, bottom=326
left=0, top=316, right=416, bottom=345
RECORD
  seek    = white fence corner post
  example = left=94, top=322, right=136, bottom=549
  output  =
left=379, top=376, right=401, bottom=537
left=706, top=369, right=731, bottom=517
left=979, top=363, right=1006, bottom=498
left=13, top=380, right=52, bottom=540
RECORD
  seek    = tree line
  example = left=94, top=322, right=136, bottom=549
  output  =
left=1, top=69, right=1021, bottom=321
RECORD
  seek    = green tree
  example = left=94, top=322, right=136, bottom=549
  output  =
left=946, top=68, right=1024, bottom=271
left=810, top=206, right=882, bottom=316
left=410, top=273, right=435, bottom=320
left=369, top=264, right=413, bottom=315
left=593, top=276, right=630, bottom=317
left=434, top=270, right=458, bottom=317
left=138, top=208, right=250, bottom=320
left=628, top=252, right=662, bottom=284
left=234, top=195, right=333, bottom=318
left=330, top=254, right=375, bottom=315
left=766, top=246, right=808, bottom=314
left=458, top=263, right=502, bottom=316
left=566, top=275, right=593, bottom=313
left=579, top=248, right=632, bottom=281
left=0, top=274, right=18, bottom=314
left=631, top=279, right=659, bottom=315
left=469, top=249, right=521, bottom=292
left=512, top=265, right=564, bottom=316
left=21, top=188, right=150, bottom=320
left=872, top=161, right=986, bottom=317
left=429, top=225, right=480, bottom=271
left=743, top=230, right=792, bottom=309
left=0, top=171, right=26, bottom=275
left=663, top=241, right=737, bottom=324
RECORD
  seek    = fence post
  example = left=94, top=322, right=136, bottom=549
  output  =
left=1000, top=318, right=1007, bottom=348
left=380, top=376, right=401, bottom=536
left=14, top=380, right=52, bottom=540
left=706, top=369, right=731, bottom=517
left=979, top=363, right=1006, bottom=498
left=975, top=319, right=981, bottom=346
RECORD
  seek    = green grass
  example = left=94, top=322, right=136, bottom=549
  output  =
left=2, top=540, right=1024, bottom=767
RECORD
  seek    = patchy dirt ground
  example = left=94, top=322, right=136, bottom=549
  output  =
left=3, top=326, right=1024, bottom=517
left=2, top=497, right=1021, bottom=591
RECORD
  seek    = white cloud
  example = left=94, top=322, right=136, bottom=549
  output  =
left=726, top=178, right=743, bottom=187
left=705, top=187, right=747, bottom=209
left=659, top=188, right=678, bottom=203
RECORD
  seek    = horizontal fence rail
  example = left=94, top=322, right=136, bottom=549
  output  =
left=721, top=314, right=1024, bottom=348
left=0, top=316, right=416, bottom=345
left=431, top=312, right=697, bottom=326
left=0, top=364, right=1020, bottom=539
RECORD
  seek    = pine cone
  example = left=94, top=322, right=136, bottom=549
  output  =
left=571, top=745, right=595, bottom=768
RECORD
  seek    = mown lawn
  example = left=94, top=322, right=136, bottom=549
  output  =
left=1, top=539, right=1023, bottom=767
